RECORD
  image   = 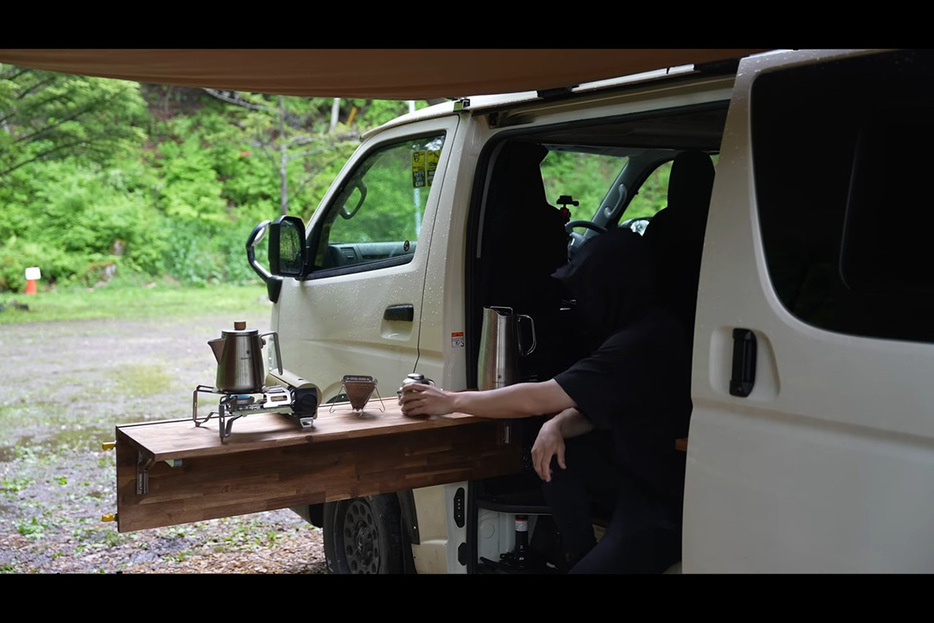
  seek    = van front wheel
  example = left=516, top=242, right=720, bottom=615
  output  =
left=322, top=494, right=405, bottom=574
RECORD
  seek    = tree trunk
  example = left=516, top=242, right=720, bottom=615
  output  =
left=280, top=95, right=288, bottom=215
left=330, top=98, right=341, bottom=133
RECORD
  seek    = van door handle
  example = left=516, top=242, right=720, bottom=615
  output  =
left=729, top=328, right=757, bottom=397
left=383, top=304, right=414, bottom=322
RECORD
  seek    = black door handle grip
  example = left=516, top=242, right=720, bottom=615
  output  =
left=729, top=328, right=757, bottom=397
left=383, top=304, right=414, bottom=322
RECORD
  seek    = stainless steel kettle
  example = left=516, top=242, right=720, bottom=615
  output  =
left=477, top=306, right=537, bottom=390
left=208, top=321, right=280, bottom=393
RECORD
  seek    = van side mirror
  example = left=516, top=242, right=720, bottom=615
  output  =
left=246, top=219, right=283, bottom=303
left=246, top=216, right=307, bottom=304
left=269, top=215, right=307, bottom=278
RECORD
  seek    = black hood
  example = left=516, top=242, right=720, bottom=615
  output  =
left=552, top=227, right=656, bottom=345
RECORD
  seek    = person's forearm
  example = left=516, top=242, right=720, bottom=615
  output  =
left=451, top=380, right=575, bottom=419
left=550, top=407, right=594, bottom=439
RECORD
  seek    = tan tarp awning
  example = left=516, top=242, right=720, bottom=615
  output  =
left=0, top=49, right=770, bottom=100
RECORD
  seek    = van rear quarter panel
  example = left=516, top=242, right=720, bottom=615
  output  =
left=684, top=49, right=934, bottom=572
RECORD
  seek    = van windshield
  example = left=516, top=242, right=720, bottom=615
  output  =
left=539, top=150, right=627, bottom=222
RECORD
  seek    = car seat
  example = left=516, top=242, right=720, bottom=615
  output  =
left=641, top=150, right=716, bottom=344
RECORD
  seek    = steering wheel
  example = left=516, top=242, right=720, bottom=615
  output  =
left=565, top=220, right=608, bottom=260
left=565, top=220, right=607, bottom=235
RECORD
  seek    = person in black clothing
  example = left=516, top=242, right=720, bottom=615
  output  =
left=538, top=226, right=692, bottom=572
left=399, top=227, right=692, bottom=573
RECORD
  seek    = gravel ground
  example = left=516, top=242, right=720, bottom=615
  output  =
left=0, top=308, right=329, bottom=574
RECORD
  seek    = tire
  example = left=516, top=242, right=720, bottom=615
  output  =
left=322, top=494, right=406, bottom=574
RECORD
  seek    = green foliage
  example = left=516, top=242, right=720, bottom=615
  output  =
left=351, top=99, right=418, bottom=128
left=541, top=151, right=627, bottom=219
left=0, top=158, right=167, bottom=290
left=0, top=65, right=440, bottom=293
left=1, top=476, right=30, bottom=493
left=625, top=161, right=673, bottom=220
left=159, top=220, right=263, bottom=286
left=0, top=71, right=379, bottom=292
left=326, top=135, right=443, bottom=244
left=0, top=67, right=147, bottom=177
left=155, top=139, right=229, bottom=224
left=16, top=516, right=47, bottom=538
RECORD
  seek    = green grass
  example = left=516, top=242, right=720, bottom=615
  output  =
left=1, top=476, right=31, bottom=493
left=0, top=280, right=271, bottom=325
left=16, top=516, right=48, bottom=537
left=113, top=364, right=175, bottom=397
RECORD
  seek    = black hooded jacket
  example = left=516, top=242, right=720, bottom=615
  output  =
left=552, top=227, right=693, bottom=515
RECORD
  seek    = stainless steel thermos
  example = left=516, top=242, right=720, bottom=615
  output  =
left=477, top=306, right=536, bottom=390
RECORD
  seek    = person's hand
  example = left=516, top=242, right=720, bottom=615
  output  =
left=398, top=383, right=456, bottom=417
left=531, top=413, right=568, bottom=482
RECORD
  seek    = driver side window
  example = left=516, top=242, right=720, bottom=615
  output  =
left=314, top=133, right=445, bottom=271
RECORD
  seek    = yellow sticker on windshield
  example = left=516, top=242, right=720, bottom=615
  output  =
left=412, top=149, right=440, bottom=189
left=412, top=150, right=427, bottom=188
left=427, top=149, right=439, bottom=186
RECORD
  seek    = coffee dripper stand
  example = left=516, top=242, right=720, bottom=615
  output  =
left=330, top=375, right=385, bottom=414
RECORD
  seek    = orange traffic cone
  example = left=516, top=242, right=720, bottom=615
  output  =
left=25, top=279, right=37, bottom=295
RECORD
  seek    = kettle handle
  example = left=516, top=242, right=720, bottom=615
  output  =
left=260, top=331, right=283, bottom=374
left=517, top=314, right=537, bottom=356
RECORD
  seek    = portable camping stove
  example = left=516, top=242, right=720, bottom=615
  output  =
left=192, top=368, right=319, bottom=442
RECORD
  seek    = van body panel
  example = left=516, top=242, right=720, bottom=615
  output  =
left=684, top=48, right=934, bottom=572
left=408, top=484, right=471, bottom=574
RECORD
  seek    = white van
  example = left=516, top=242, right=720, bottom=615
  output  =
left=250, top=49, right=934, bottom=573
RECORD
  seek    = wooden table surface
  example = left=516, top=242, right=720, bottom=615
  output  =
left=113, top=397, right=524, bottom=532
left=118, top=397, right=484, bottom=462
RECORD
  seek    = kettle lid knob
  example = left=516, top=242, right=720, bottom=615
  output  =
left=234, top=320, right=247, bottom=330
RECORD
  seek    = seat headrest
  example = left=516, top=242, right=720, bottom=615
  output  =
left=666, top=151, right=715, bottom=226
